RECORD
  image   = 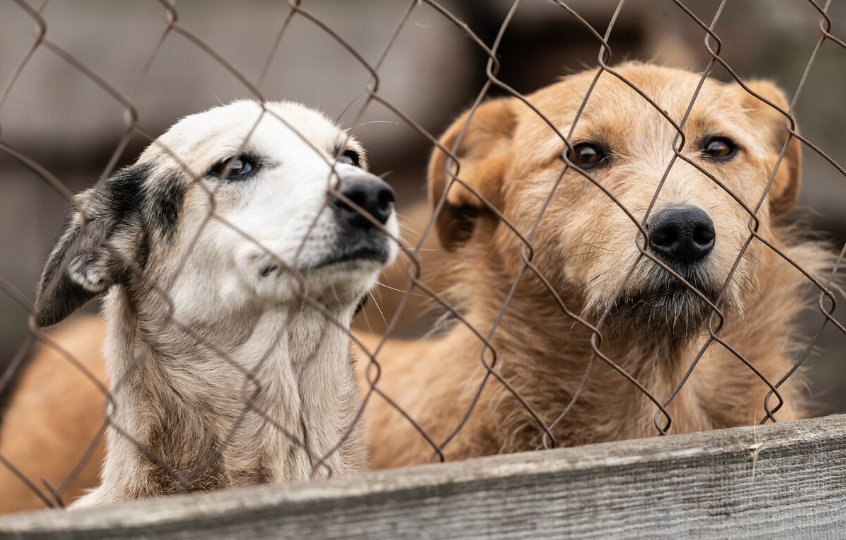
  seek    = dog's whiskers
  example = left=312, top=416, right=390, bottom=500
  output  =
left=354, top=120, right=400, bottom=128
left=368, top=291, right=388, bottom=328
left=583, top=229, right=615, bottom=238
left=567, top=250, right=612, bottom=259
left=581, top=270, right=613, bottom=295
left=561, top=254, right=605, bottom=271
left=358, top=295, right=375, bottom=334
left=375, top=281, right=423, bottom=296
left=335, top=89, right=368, bottom=124
left=565, top=242, right=615, bottom=254
left=742, top=250, right=778, bottom=277
left=396, top=220, right=420, bottom=234
left=732, top=271, right=766, bottom=309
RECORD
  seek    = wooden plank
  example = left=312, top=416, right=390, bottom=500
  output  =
left=2, top=414, right=846, bottom=539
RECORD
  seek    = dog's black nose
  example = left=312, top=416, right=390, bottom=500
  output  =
left=332, top=176, right=395, bottom=229
left=648, top=207, right=716, bottom=264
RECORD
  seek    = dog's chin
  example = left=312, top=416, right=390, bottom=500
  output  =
left=298, top=238, right=394, bottom=308
left=600, top=279, right=725, bottom=347
left=308, top=233, right=393, bottom=273
left=310, top=246, right=390, bottom=271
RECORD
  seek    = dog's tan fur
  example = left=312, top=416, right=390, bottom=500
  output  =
left=0, top=317, right=107, bottom=513
left=0, top=64, right=834, bottom=511
left=361, top=63, right=832, bottom=469
left=0, top=100, right=397, bottom=509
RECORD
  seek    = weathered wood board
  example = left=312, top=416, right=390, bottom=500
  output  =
left=2, top=414, right=845, bottom=539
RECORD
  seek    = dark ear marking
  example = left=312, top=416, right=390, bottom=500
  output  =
left=35, top=220, right=92, bottom=327
left=108, top=163, right=149, bottom=217
left=141, top=170, right=185, bottom=241
left=35, top=164, right=150, bottom=327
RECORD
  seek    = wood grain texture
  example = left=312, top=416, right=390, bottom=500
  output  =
left=2, top=415, right=846, bottom=539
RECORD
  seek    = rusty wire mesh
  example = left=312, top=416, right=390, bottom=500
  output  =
left=0, top=0, right=845, bottom=514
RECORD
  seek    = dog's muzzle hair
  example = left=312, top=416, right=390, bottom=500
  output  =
left=321, top=174, right=396, bottom=269
left=607, top=206, right=724, bottom=342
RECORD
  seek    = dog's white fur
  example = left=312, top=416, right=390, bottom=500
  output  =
left=34, top=100, right=398, bottom=505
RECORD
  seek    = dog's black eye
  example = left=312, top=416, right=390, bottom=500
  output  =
left=566, top=143, right=606, bottom=169
left=338, top=150, right=361, bottom=168
left=209, top=155, right=258, bottom=179
left=702, top=137, right=738, bottom=160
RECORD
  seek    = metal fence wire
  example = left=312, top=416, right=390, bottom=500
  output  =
left=1, top=0, right=845, bottom=513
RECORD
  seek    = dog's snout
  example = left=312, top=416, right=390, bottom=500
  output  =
left=332, top=176, right=395, bottom=229
left=648, top=207, right=716, bottom=264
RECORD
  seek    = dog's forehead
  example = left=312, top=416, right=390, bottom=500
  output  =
left=581, top=67, right=715, bottom=115
left=524, top=63, right=756, bottom=147
left=141, top=100, right=349, bottom=172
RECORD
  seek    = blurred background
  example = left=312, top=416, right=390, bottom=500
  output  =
left=1, top=0, right=844, bottom=413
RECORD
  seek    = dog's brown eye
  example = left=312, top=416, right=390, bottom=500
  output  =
left=209, top=155, right=258, bottom=179
left=338, top=150, right=361, bottom=168
left=702, top=137, right=738, bottom=160
left=566, top=143, right=606, bottom=169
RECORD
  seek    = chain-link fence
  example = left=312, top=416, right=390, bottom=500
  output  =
left=1, top=0, right=845, bottom=518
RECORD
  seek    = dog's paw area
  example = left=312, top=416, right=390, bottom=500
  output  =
left=68, top=250, right=113, bottom=293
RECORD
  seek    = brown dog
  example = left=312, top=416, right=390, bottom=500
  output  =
left=0, top=63, right=834, bottom=512
left=360, top=62, right=833, bottom=469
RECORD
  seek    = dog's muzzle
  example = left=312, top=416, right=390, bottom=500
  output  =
left=604, top=206, right=720, bottom=341
left=315, top=174, right=395, bottom=269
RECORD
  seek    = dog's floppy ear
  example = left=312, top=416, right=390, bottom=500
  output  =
left=35, top=165, right=149, bottom=327
left=736, top=80, right=802, bottom=216
left=428, top=98, right=517, bottom=250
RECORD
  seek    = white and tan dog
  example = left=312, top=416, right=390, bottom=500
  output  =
left=29, top=100, right=397, bottom=506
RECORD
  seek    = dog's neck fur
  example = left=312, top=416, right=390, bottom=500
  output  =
left=367, top=231, right=817, bottom=468
left=76, top=286, right=363, bottom=505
